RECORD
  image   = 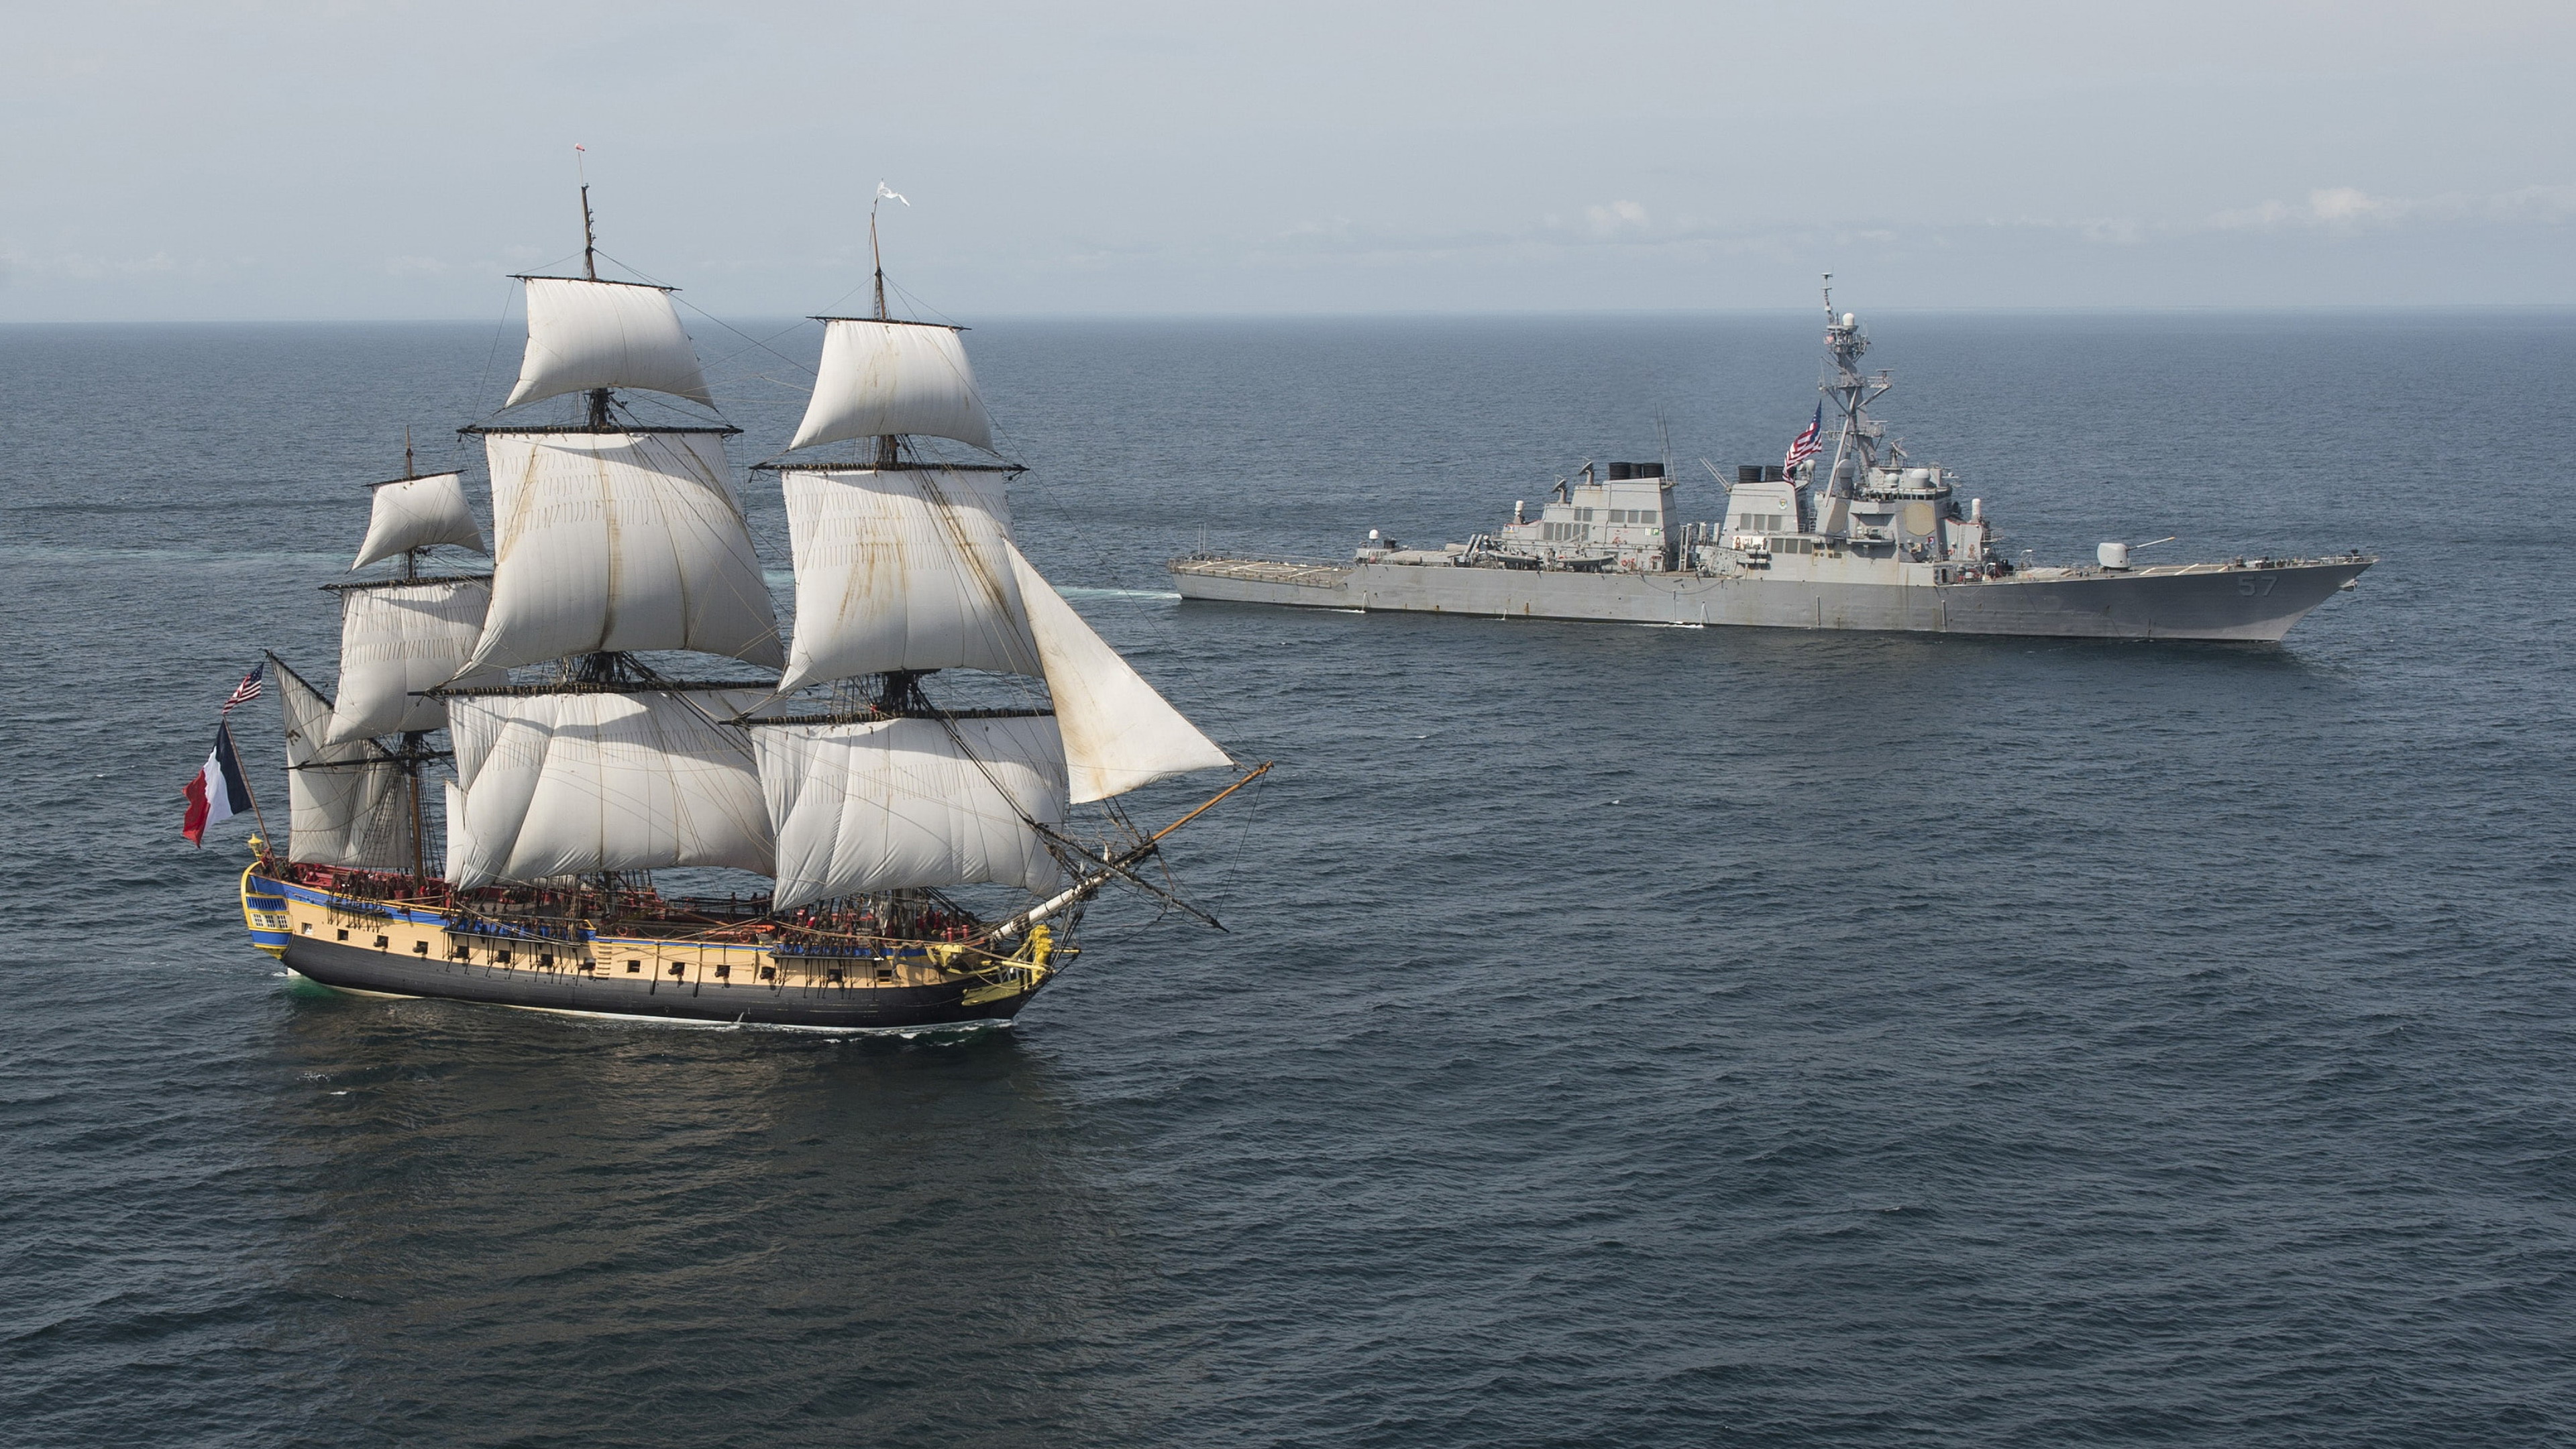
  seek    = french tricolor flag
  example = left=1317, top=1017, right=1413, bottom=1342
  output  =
left=182, top=723, right=254, bottom=847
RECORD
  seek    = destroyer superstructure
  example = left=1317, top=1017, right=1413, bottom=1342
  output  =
left=237, top=188, right=1259, bottom=1031
left=1175, top=286, right=2373, bottom=641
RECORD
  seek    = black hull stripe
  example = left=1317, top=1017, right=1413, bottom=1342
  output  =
left=280, top=935, right=1030, bottom=1030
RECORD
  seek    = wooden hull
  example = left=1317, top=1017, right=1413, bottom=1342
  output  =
left=243, top=869, right=1055, bottom=1031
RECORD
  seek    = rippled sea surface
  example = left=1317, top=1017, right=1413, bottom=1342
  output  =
left=3, top=311, right=2570, bottom=1447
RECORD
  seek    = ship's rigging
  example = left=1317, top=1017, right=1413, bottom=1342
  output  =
left=247, top=187, right=1259, bottom=1027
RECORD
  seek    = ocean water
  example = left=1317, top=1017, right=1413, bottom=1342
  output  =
left=2, top=310, right=2571, bottom=1447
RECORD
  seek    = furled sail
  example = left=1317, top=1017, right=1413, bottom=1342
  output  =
left=775, top=466, right=1038, bottom=690
left=1006, top=544, right=1232, bottom=802
left=790, top=319, right=995, bottom=452
left=325, top=580, right=508, bottom=743
left=271, top=655, right=413, bottom=869
left=352, top=472, right=486, bottom=570
left=504, top=276, right=713, bottom=409
left=444, top=689, right=775, bottom=886
left=757, top=715, right=1068, bottom=910
left=464, top=431, right=784, bottom=672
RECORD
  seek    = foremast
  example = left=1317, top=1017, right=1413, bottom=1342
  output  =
left=429, top=189, right=784, bottom=899
left=747, top=189, right=1254, bottom=951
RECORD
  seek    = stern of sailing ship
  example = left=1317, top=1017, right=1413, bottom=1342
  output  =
left=240, top=856, right=1071, bottom=1031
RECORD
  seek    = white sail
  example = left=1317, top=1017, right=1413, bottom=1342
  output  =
left=466, top=431, right=784, bottom=673
left=445, top=689, right=775, bottom=886
left=273, top=656, right=413, bottom=870
left=1006, top=544, right=1233, bottom=802
left=352, top=472, right=486, bottom=570
left=775, top=466, right=1038, bottom=690
left=441, top=780, right=478, bottom=886
left=504, top=277, right=712, bottom=409
left=758, top=715, right=1068, bottom=910
left=790, top=319, right=995, bottom=452
left=326, top=580, right=508, bottom=743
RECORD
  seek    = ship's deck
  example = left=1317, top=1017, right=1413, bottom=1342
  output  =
left=1177, top=551, right=2367, bottom=585
left=1171, top=555, right=1352, bottom=586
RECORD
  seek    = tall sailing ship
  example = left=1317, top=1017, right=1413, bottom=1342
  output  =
left=238, top=193, right=1260, bottom=1030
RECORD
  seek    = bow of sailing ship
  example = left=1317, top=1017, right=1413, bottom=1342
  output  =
left=239, top=194, right=1259, bottom=1030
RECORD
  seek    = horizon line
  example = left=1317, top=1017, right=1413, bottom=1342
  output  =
left=7, top=301, right=2576, bottom=328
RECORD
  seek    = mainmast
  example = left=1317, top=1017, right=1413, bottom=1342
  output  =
left=1817, top=274, right=1891, bottom=498
left=436, top=191, right=783, bottom=893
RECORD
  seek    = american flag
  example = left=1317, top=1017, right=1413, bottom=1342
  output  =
left=221, top=662, right=266, bottom=714
left=1783, top=402, right=1824, bottom=476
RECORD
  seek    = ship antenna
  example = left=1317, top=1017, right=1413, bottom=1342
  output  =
left=403, top=424, right=414, bottom=480
left=1822, top=271, right=1833, bottom=321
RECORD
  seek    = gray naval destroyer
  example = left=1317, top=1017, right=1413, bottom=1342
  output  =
left=1174, top=290, right=2373, bottom=641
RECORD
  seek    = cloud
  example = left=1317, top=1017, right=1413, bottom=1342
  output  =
left=2206, top=186, right=2407, bottom=231
left=2489, top=184, right=2576, bottom=221
left=0, top=247, right=184, bottom=281
left=1584, top=200, right=1650, bottom=235
left=2202, top=183, right=2576, bottom=233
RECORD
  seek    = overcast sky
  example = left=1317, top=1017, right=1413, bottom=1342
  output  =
left=6, top=1, right=2571, bottom=321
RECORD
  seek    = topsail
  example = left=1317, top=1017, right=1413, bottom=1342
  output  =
left=325, top=579, right=508, bottom=743
left=465, top=431, right=784, bottom=673
left=352, top=472, right=486, bottom=570
left=775, top=465, right=1038, bottom=690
